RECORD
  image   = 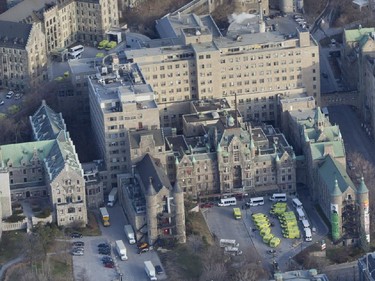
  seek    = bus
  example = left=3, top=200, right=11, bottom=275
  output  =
left=219, top=239, right=239, bottom=248
left=247, top=197, right=265, bottom=207
left=218, top=197, right=237, bottom=207
left=68, top=44, right=84, bottom=54
left=233, top=208, right=242, bottom=220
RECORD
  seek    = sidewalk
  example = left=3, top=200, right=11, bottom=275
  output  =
left=0, top=256, right=24, bottom=280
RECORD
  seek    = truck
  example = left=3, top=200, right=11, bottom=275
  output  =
left=124, top=224, right=136, bottom=244
left=144, top=261, right=157, bottom=280
left=99, top=207, right=110, bottom=227
left=115, top=240, right=128, bottom=260
left=107, top=188, right=118, bottom=207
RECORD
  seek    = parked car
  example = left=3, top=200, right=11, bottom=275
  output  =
left=73, top=241, right=85, bottom=247
left=73, top=246, right=84, bottom=251
left=104, top=262, right=115, bottom=268
left=6, top=91, right=14, bottom=99
left=0, top=100, right=4, bottom=105
left=138, top=247, right=149, bottom=254
left=137, top=242, right=149, bottom=249
left=70, top=232, right=83, bottom=238
left=72, top=249, right=84, bottom=256
left=99, top=248, right=111, bottom=255
left=101, top=256, right=113, bottom=263
left=98, top=243, right=110, bottom=248
left=14, top=93, right=23, bottom=100
left=155, top=265, right=163, bottom=275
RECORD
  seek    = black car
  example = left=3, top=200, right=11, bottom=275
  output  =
left=70, top=232, right=83, bottom=239
left=98, top=243, right=110, bottom=248
left=155, top=265, right=163, bottom=275
left=101, top=256, right=113, bottom=263
left=73, top=241, right=85, bottom=247
left=99, top=249, right=111, bottom=255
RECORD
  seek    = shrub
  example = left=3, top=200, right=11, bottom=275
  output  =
left=35, top=208, right=51, bottom=218
left=5, top=214, right=26, bottom=223
left=12, top=209, right=23, bottom=215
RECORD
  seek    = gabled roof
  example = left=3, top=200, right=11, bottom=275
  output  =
left=318, top=155, right=355, bottom=195
left=304, top=125, right=341, bottom=142
left=129, top=129, right=164, bottom=149
left=0, top=140, right=55, bottom=167
left=309, top=141, right=345, bottom=160
left=136, top=154, right=172, bottom=193
left=30, top=100, right=66, bottom=141
left=0, top=20, right=32, bottom=49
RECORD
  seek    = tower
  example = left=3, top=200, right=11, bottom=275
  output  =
left=173, top=181, right=186, bottom=243
left=357, top=177, right=370, bottom=243
left=145, top=177, right=158, bottom=245
left=331, top=178, right=342, bottom=241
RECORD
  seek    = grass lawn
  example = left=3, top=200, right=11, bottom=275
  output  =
left=186, top=211, right=213, bottom=245
left=0, top=230, right=26, bottom=264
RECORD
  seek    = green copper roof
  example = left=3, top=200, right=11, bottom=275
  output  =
left=318, top=155, right=355, bottom=195
left=0, top=140, right=55, bottom=167
left=357, top=176, right=369, bottom=194
left=310, top=141, right=345, bottom=160
left=344, top=28, right=375, bottom=43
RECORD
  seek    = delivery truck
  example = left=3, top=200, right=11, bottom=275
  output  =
left=144, top=261, right=157, bottom=280
left=100, top=207, right=110, bottom=227
left=124, top=224, right=136, bottom=244
left=107, top=188, right=118, bottom=207
left=115, top=240, right=128, bottom=260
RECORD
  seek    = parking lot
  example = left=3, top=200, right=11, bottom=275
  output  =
left=0, top=89, right=24, bottom=115
left=203, top=194, right=328, bottom=273
left=72, top=205, right=166, bottom=281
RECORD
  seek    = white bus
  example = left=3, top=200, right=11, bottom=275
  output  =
left=292, top=198, right=303, bottom=209
left=224, top=246, right=243, bottom=256
left=68, top=44, right=84, bottom=54
left=219, top=239, right=239, bottom=248
left=269, top=193, right=287, bottom=202
left=68, top=51, right=82, bottom=60
left=247, top=197, right=265, bottom=207
left=218, top=197, right=237, bottom=207
left=296, top=208, right=306, bottom=221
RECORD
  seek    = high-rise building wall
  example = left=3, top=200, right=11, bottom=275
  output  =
left=88, top=62, right=160, bottom=189
left=125, top=13, right=320, bottom=129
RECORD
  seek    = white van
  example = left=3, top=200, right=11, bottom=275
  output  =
left=68, top=51, right=82, bottom=60
left=247, top=197, right=264, bottom=207
left=219, top=239, right=239, bottom=248
left=302, top=219, right=310, bottom=229
left=296, top=208, right=306, bottom=221
left=218, top=197, right=237, bottom=207
left=270, top=193, right=287, bottom=202
left=292, top=198, right=303, bottom=209
left=304, top=227, right=312, bottom=242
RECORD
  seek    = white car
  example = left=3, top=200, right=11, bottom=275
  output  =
left=0, top=100, right=4, bottom=105
left=6, top=91, right=14, bottom=99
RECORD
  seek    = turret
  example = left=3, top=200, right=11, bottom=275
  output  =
left=145, top=177, right=157, bottom=245
left=331, top=178, right=342, bottom=241
left=357, top=177, right=370, bottom=243
left=173, top=181, right=186, bottom=243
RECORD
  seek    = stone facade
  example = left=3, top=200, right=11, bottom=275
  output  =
left=118, top=154, right=186, bottom=245
left=0, top=101, right=88, bottom=227
left=0, top=21, right=47, bottom=91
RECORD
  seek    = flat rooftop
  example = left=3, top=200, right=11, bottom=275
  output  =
left=191, top=98, right=230, bottom=113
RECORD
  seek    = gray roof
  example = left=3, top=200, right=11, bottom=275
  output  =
left=30, top=100, right=67, bottom=141
left=136, top=154, right=172, bottom=193
left=0, top=20, right=32, bottom=49
left=129, top=129, right=164, bottom=149
left=0, top=0, right=55, bottom=22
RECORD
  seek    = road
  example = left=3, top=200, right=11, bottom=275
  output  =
left=328, top=105, right=375, bottom=165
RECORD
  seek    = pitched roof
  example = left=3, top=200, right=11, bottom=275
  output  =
left=136, top=154, right=172, bottom=193
left=318, top=155, right=355, bottom=195
left=305, top=125, right=341, bottom=142
left=129, top=129, right=164, bottom=149
left=344, top=28, right=375, bottom=43
left=0, top=140, right=55, bottom=167
left=309, top=141, right=345, bottom=160
left=30, top=100, right=67, bottom=141
left=0, top=20, right=32, bottom=48
left=357, top=177, right=369, bottom=194
left=0, top=0, right=55, bottom=22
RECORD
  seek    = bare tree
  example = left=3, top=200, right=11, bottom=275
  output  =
left=187, top=235, right=204, bottom=254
